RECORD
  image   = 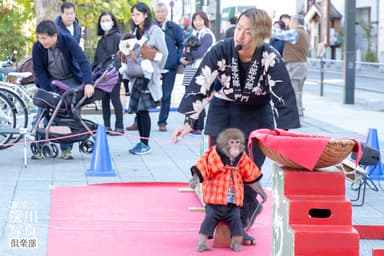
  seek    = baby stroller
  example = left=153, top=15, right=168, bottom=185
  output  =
left=30, top=60, right=119, bottom=159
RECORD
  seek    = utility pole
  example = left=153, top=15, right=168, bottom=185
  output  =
left=343, top=0, right=356, bottom=104
left=214, top=0, right=221, bottom=39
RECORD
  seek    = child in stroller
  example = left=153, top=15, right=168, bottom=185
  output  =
left=30, top=61, right=118, bottom=159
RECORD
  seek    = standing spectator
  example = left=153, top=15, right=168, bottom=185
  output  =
left=33, top=2, right=82, bottom=129
left=180, top=11, right=216, bottom=135
left=224, top=16, right=237, bottom=39
left=283, top=15, right=310, bottom=117
left=54, top=2, right=82, bottom=43
left=270, top=20, right=286, bottom=55
left=279, top=14, right=291, bottom=30
left=173, top=8, right=300, bottom=243
left=154, top=2, right=184, bottom=132
left=93, top=11, right=124, bottom=135
left=31, top=20, right=103, bottom=160
left=127, top=2, right=168, bottom=155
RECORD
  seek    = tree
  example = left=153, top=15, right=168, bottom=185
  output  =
left=0, top=0, right=152, bottom=61
left=359, top=19, right=377, bottom=62
left=0, top=1, right=33, bottom=60
left=34, top=0, right=60, bottom=23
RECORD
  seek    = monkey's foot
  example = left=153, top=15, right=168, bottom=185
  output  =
left=196, top=244, right=210, bottom=252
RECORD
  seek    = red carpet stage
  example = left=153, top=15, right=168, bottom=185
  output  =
left=47, top=182, right=272, bottom=255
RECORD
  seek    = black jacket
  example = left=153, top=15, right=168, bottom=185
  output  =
left=93, top=28, right=121, bottom=69
left=54, top=16, right=82, bottom=43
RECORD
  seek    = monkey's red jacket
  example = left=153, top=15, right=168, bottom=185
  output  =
left=191, top=146, right=262, bottom=207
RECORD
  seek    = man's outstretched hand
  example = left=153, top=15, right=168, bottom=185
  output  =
left=172, top=124, right=193, bottom=143
left=84, top=84, right=94, bottom=98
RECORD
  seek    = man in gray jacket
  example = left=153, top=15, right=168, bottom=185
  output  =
left=283, top=15, right=310, bottom=117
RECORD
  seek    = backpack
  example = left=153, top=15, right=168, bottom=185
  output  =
left=16, top=56, right=35, bottom=84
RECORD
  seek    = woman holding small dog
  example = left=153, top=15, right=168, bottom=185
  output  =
left=180, top=11, right=216, bottom=135
left=125, top=2, right=168, bottom=155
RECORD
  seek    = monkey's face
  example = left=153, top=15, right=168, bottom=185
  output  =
left=227, top=139, right=244, bottom=160
left=217, top=128, right=245, bottom=161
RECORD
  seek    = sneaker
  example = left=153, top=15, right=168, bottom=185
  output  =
left=158, top=124, right=167, bottom=132
left=31, top=152, right=43, bottom=160
left=109, top=128, right=125, bottom=136
left=125, top=123, right=138, bottom=131
left=189, top=130, right=202, bottom=136
left=242, top=230, right=256, bottom=245
left=129, top=142, right=151, bottom=155
left=60, top=148, right=74, bottom=160
left=129, top=143, right=141, bottom=154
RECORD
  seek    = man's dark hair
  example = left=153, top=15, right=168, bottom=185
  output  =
left=36, top=20, right=58, bottom=36
left=279, top=14, right=291, bottom=21
left=229, top=16, right=237, bottom=25
left=274, top=20, right=286, bottom=30
left=61, top=2, right=75, bottom=13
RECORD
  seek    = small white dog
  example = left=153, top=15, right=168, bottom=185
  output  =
left=119, top=35, right=153, bottom=78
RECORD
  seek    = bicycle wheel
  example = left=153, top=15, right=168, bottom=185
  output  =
left=0, top=91, right=17, bottom=149
left=0, top=81, right=36, bottom=128
left=0, top=87, right=28, bottom=144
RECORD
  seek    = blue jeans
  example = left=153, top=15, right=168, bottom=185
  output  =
left=158, top=70, right=177, bottom=126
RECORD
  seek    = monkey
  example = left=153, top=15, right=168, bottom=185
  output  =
left=189, top=128, right=267, bottom=252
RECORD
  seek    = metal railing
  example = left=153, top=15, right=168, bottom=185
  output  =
left=307, top=58, right=384, bottom=77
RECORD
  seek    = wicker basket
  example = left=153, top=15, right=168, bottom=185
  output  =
left=257, top=138, right=356, bottom=169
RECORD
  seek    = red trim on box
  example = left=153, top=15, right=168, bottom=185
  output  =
left=353, top=224, right=384, bottom=239
left=372, top=248, right=384, bottom=256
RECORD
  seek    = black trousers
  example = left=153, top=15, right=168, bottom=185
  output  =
left=199, top=204, right=242, bottom=238
left=102, top=82, right=123, bottom=129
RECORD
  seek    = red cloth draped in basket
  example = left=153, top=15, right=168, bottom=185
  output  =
left=248, top=128, right=361, bottom=171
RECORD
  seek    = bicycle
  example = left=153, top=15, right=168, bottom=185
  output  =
left=0, top=67, right=37, bottom=149
left=0, top=90, right=17, bottom=148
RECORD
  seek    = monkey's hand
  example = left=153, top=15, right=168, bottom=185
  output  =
left=249, top=181, right=267, bottom=204
left=258, top=189, right=268, bottom=204
left=189, top=175, right=199, bottom=189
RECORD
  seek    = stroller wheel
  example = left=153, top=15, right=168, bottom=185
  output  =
left=41, top=144, right=54, bottom=159
left=79, top=140, right=94, bottom=154
left=51, top=144, right=59, bottom=158
left=30, top=143, right=38, bottom=154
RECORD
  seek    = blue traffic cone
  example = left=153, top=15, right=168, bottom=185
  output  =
left=86, top=125, right=116, bottom=176
left=365, top=128, right=383, bottom=180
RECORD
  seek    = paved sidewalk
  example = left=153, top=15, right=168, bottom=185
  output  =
left=1, top=76, right=384, bottom=255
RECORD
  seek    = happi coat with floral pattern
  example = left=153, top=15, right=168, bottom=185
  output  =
left=178, top=38, right=300, bottom=138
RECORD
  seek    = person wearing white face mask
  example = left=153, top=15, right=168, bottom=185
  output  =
left=93, top=11, right=124, bottom=135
